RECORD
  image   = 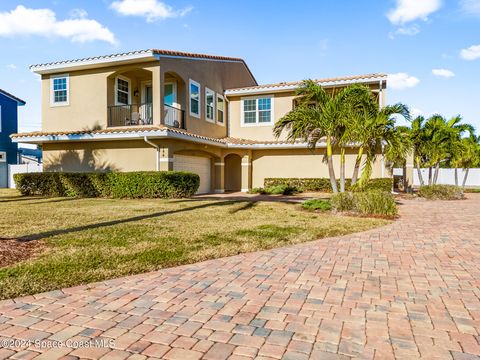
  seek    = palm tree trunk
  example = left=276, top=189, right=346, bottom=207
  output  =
left=454, top=168, right=458, bottom=186
left=351, top=147, right=363, bottom=186
left=428, top=167, right=433, bottom=185
left=340, top=148, right=345, bottom=193
left=433, top=162, right=440, bottom=184
left=462, top=168, right=470, bottom=188
left=326, top=136, right=338, bottom=193
left=415, top=157, right=424, bottom=186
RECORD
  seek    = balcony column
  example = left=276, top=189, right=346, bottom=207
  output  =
left=241, top=152, right=252, bottom=192
left=159, top=146, right=173, bottom=171
left=151, top=66, right=162, bottom=126
left=214, top=156, right=225, bottom=193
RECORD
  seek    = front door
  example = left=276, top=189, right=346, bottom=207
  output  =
left=164, top=83, right=177, bottom=126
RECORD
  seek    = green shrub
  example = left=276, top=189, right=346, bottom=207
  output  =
left=330, top=190, right=397, bottom=216
left=248, top=187, right=269, bottom=195
left=14, top=171, right=200, bottom=199
left=418, top=185, right=464, bottom=200
left=267, top=184, right=298, bottom=195
left=264, top=178, right=392, bottom=193
left=302, top=199, right=332, bottom=212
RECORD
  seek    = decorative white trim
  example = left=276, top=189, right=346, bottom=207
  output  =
left=241, top=188, right=249, bottom=192
left=214, top=162, right=225, bottom=166
left=189, top=79, right=201, bottom=118
left=159, top=157, right=174, bottom=162
left=50, top=74, right=70, bottom=107
left=115, top=75, right=131, bottom=106
left=240, top=95, right=274, bottom=127
left=225, top=76, right=388, bottom=96
left=205, top=87, right=215, bottom=123
left=241, top=162, right=251, bottom=166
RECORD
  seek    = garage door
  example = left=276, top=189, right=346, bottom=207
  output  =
left=173, top=155, right=211, bottom=194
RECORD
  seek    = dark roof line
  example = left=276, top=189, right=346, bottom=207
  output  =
left=0, top=88, right=26, bottom=105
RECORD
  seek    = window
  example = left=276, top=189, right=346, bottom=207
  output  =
left=116, top=76, right=130, bottom=105
left=205, top=88, right=215, bottom=122
left=50, top=74, right=69, bottom=106
left=217, top=94, right=225, bottom=125
left=241, top=97, right=273, bottom=125
left=189, top=79, right=200, bottom=118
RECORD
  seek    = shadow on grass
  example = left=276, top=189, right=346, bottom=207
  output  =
left=12, top=200, right=235, bottom=242
left=0, top=196, right=78, bottom=205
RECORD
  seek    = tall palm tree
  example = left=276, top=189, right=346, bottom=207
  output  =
left=273, top=80, right=361, bottom=193
left=450, top=134, right=480, bottom=187
left=409, top=116, right=428, bottom=186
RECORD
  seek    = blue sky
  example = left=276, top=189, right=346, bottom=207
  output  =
left=0, top=0, right=479, bottom=133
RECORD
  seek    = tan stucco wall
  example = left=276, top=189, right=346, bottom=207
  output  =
left=159, top=57, right=256, bottom=139
left=227, top=82, right=387, bottom=142
left=41, top=62, right=160, bottom=133
left=250, top=148, right=387, bottom=188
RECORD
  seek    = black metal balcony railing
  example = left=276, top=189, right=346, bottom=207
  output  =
left=108, top=103, right=153, bottom=127
left=164, top=104, right=186, bottom=129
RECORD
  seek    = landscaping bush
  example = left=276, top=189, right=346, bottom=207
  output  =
left=14, top=171, right=200, bottom=199
left=248, top=187, right=269, bottom=195
left=330, top=190, right=397, bottom=217
left=248, top=185, right=299, bottom=195
left=264, top=178, right=392, bottom=193
left=302, top=199, right=332, bottom=212
left=417, top=185, right=464, bottom=200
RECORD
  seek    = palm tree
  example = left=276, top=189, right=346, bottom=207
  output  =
left=450, top=134, right=480, bottom=187
left=273, top=80, right=362, bottom=193
left=409, top=116, right=428, bottom=186
left=348, top=101, right=411, bottom=187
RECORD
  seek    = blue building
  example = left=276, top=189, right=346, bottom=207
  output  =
left=0, top=88, right=26, bottom=187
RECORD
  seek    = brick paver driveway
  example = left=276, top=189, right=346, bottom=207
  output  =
left=1, top=195, right=480, bottom=360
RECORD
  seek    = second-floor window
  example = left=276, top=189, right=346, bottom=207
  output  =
left=116, top=77, right=130, bottom=105
left=217, top=94, right=225, bottom=125
left=205, top=88, right=215, bottom=122
left=242, top=97, right=273, bottom=125
left=189, top=79, right=200, bottom=118
left=50, top=74, right=69, bottom=106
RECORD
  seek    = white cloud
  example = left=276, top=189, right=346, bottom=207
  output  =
left=0, top=5, right=116, bottom=44
left=395, top=24, right=420, bottom=36
left=461, top=0, right=480, bottom=15
left=69, top=8, right=88, bottom=19
left=460, top=44, right=480, bottom=60
left=387, top=0, right=442, bottom=24
left=6, top=64, right=16, bottom=69
left=110, top=0, right=192, bottom=22
left=432, top=68, right=455, bottom=78
left=388, top=73, right=420, bottom=89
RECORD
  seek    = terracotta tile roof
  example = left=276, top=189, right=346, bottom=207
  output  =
left=225, top=73, right=387, bottom=94
left=0, top=88, right=26, bottom=105
left=151, top=49, right=245, bottom=62
left=11, top=127, right=310, bottom=147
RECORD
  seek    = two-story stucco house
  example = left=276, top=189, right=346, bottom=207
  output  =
left=11, top=49, right=389, bottom=194
left=0, top=88, right=25, bottom=188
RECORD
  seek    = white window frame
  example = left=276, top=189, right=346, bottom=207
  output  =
left=205, top=87, right=215, bottom=123
left=50, top=74, right=69, bottom=107
left=115, top=75, right=131, bottom=106
left=216, top=94, right=225, bottom=126
left=240, top=96, right=274, bottom=127
left=189, top=79, right=201, bottom=118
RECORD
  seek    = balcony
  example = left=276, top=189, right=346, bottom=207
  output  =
left=164, top=104, right=186, bottom=129
left=108, top=103, right=153, bottom=127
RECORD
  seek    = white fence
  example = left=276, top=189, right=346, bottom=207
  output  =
left=394, top=168, right=480, bottom=187
left=8, top=163, right=43, bottom=189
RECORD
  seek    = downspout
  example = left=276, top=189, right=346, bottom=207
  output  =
left=143, top=136, right=160, bottom=171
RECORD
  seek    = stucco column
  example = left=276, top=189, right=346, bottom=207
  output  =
left=214, top=157, right=225, bottom=193
left=404, top=151, right=414, bottom=192
left=241, top=153, right=252, bottom=192
left=159, top=146, right=173, bottom=171
left=151, top=66, right=162, bottom=126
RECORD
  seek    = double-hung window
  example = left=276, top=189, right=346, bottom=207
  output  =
left=242, top=97, right=273, bottom=125
left=50, top=74, right=69, bottom=106
left=205, top=88, right=215, bottom=122
left=217, top=94, right=225, bottom=125
left=116, top=76, right=130, bottom=105
left=189, top=79, right=200, bottom=118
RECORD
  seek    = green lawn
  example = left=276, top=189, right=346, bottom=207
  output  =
left=0, top=189, right=389, bottom=299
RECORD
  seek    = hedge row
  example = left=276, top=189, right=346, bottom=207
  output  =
left=14, top=171, right=200, bottom=198
left=330, top=190, right=398, bottom=217
left=418, top=185, right=464, bottom=200
left=264, top=178, right=392, bottom=193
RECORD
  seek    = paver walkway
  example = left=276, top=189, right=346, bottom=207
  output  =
left=1, top=196, right=480, bottom=359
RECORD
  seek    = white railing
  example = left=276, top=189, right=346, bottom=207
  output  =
left=8, top=163, right=43, bottom=189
